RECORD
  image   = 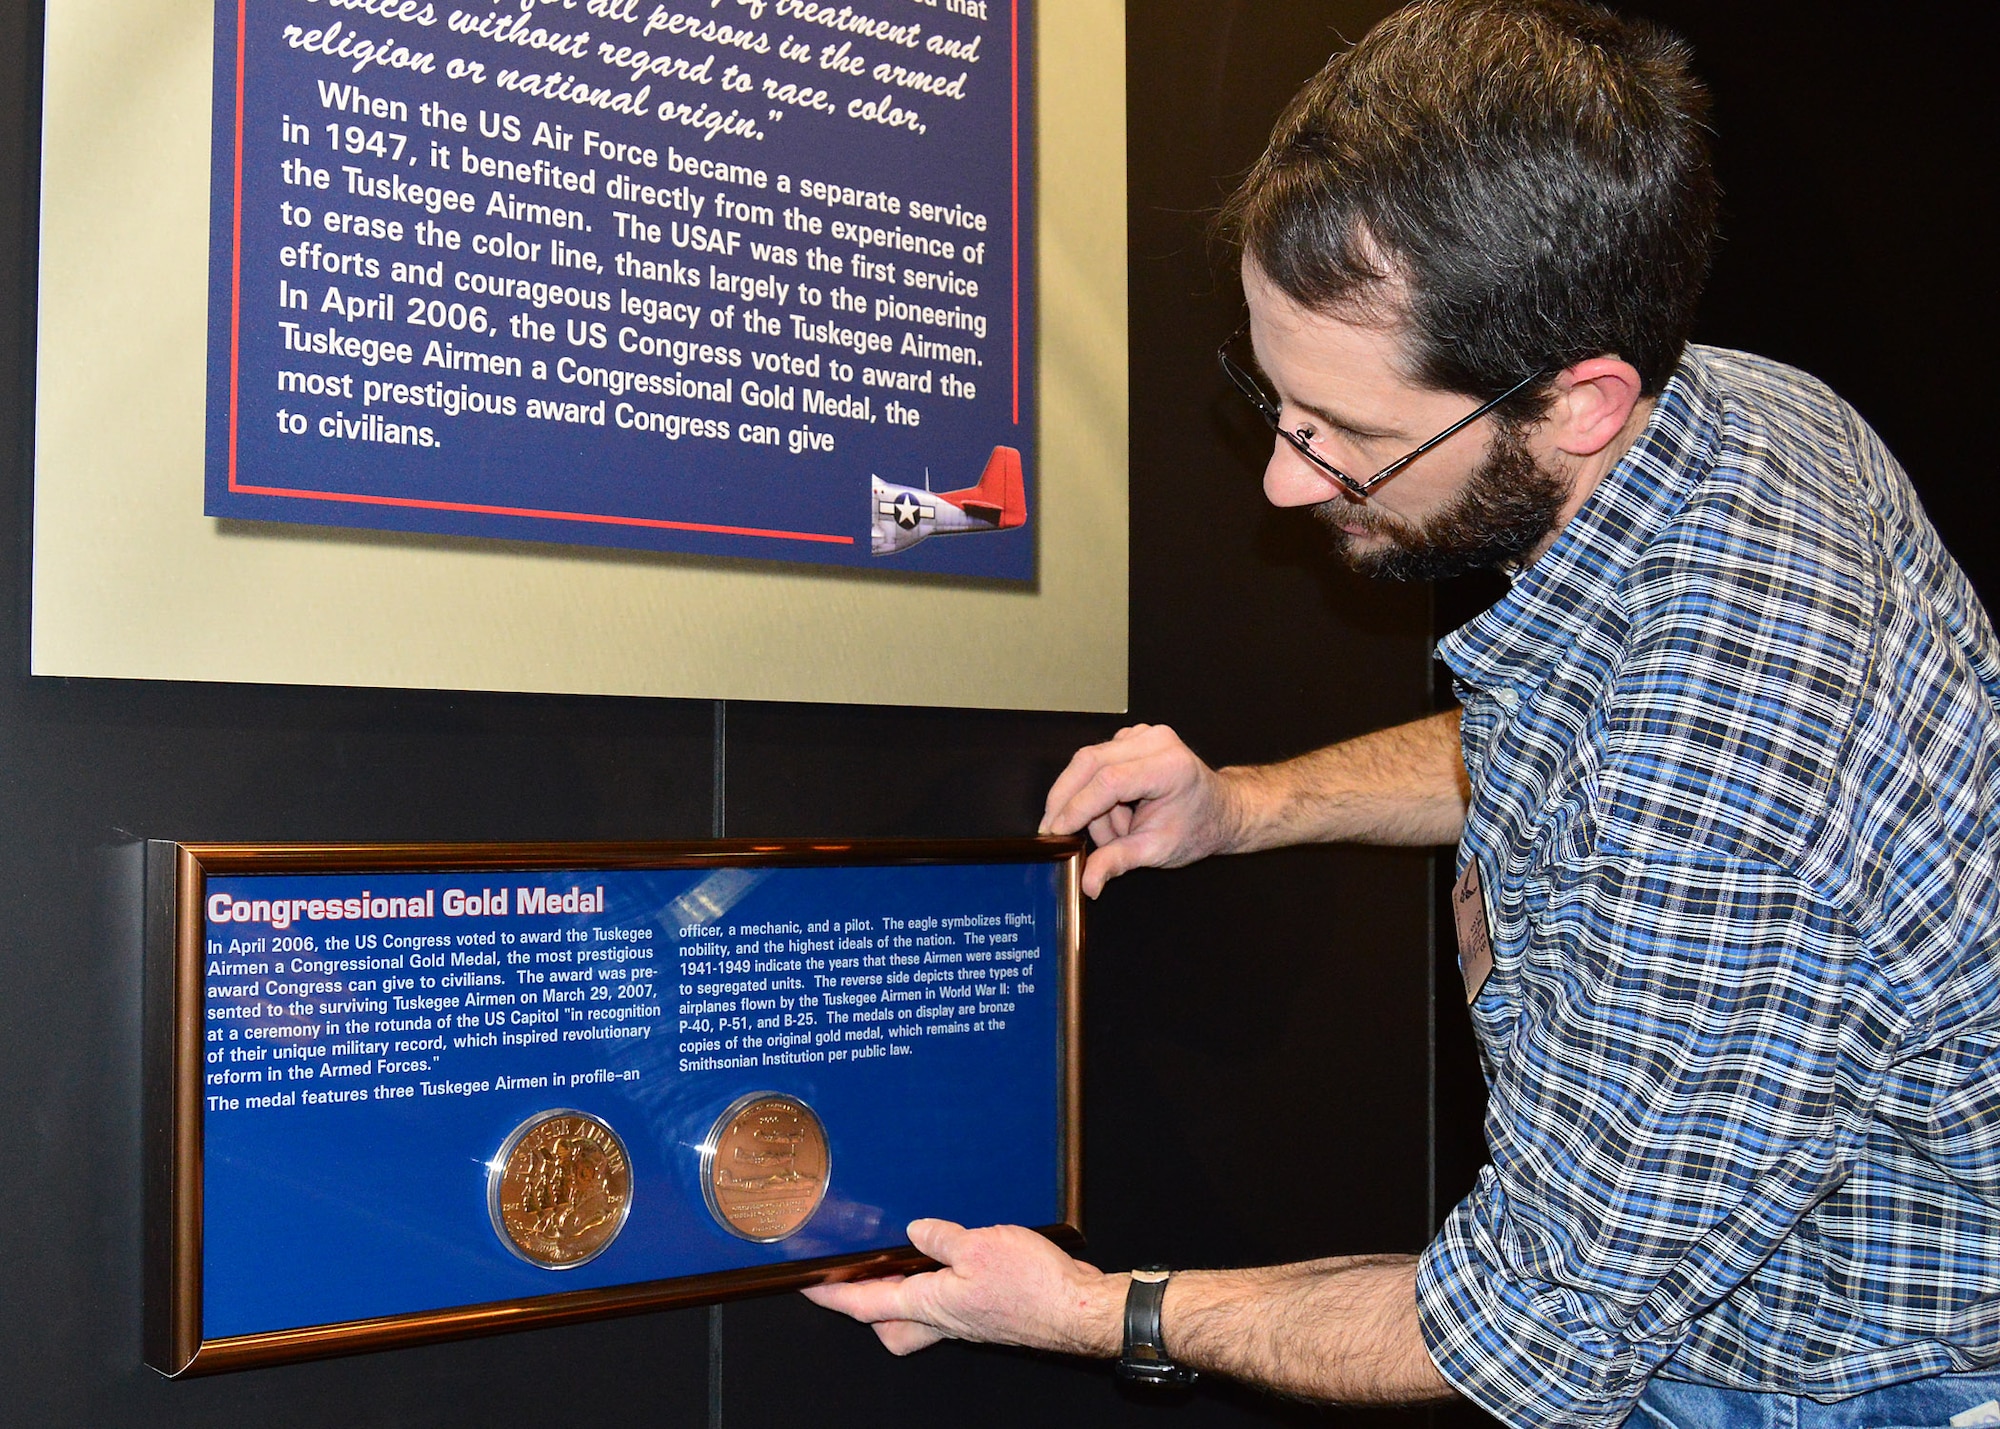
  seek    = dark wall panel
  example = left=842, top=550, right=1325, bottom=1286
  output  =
left=1625, top=1, right=1996, bottom=608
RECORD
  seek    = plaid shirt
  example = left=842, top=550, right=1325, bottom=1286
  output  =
left=1416, top=346, right=2000, bottom=1428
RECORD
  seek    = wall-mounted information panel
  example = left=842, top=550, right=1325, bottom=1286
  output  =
left=144, top=838, right=1082, bottom=1375
left=207, top=0, right=1036, bottom=578
left=33, top=0, right=1126, bottom=710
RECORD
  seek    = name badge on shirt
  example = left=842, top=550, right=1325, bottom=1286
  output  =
left=1453, top=857, right=1495, bottom=1003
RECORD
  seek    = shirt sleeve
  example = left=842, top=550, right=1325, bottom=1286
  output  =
left=1414, top=848, right=1907, bottom=1429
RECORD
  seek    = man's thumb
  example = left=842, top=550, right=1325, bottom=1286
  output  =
left=906, top=1218, right=967, bottom=1264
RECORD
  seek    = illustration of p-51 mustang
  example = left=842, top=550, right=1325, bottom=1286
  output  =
left=870, top=446, right=1027, bottom=556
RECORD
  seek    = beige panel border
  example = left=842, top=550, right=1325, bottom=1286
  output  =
left=33, top=1, right=1126, bottom=711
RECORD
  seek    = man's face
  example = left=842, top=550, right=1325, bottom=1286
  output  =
left=1243, top=260, right=1572, bottom=579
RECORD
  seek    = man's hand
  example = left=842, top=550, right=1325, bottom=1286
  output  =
left=1039, top=725, right=1245, bottom=897
left=804, top=1224, right=1456, bottom=1407
left=1041, top=713, right=1472, bottom=894
left=800, top=1220, right=1124, bottom=1358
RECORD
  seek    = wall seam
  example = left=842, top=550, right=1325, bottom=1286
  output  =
left=1426, top=585, right=1440, bottom=1429
left=1426, top=582, right=1439, bottom=1245
left=709, top=697, right=726, bottom=1429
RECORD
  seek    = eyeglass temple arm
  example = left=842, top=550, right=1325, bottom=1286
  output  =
left=1355, top=369, right=1549, bottom=491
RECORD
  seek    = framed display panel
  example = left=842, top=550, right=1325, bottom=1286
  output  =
left=201, top=2, right=1041, bottom=580
left=33, top=0, right=1127, bottom=710
left=144, top=837, right=1083, bottom=1375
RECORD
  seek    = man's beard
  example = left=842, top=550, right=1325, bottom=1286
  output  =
left=1313, top=420, right=1572, bottom=581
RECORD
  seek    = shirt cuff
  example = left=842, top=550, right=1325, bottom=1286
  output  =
left=1417, top=1189, right=1660, bottom=1429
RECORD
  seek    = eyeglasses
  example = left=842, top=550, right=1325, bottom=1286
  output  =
left=1217, top=323, right=1545, bottom=500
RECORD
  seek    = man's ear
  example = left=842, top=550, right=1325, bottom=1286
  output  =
left=1546, top=357, right=1646, bottom=458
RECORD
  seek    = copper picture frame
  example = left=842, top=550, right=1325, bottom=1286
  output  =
left=144, top=837, right=1084, bottom=1376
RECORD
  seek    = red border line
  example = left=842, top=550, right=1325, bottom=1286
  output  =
left=231, top=483, right=854, bottom=544
left=222, top=3, right=848, bottom=548
left=1010, top=0, right=1021, bottom=427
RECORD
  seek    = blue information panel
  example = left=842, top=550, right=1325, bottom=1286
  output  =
left=205, top=1, right=1036, bottom=578
left=157, top=846, right=1078, bottom=1371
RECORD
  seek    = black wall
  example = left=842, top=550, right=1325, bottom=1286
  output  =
left=1639, top=1, right=1995, bottom=610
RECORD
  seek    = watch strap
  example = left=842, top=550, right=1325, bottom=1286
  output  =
left=1118, top=1267, right=1196, bottom=1385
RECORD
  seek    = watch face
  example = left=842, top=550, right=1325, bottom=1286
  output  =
left=1131, top=1268, right=1171, bottom=1283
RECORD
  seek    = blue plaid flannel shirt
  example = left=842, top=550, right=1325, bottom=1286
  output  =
left=1416, top=346, right=2000, bottom=1428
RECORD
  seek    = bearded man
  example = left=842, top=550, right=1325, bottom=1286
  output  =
left=806, top=2, right=2000, bottom=1424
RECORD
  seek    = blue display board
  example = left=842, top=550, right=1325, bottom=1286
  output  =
left=204, top=1, right=1036, bottom=578
left=190, top=856, right=1069, bottom=1347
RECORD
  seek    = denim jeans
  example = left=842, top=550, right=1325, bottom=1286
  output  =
left=1632, top=1372, right=2000, bottom=1429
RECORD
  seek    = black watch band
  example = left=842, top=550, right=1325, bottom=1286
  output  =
left=1118, top=1267, right=1197, bottom=1386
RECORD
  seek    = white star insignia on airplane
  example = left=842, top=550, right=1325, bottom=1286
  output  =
left=869, top=448, right=1026, bottom=557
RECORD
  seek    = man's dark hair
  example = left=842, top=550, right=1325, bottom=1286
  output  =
left=1219, top=0, right=1718, bottom=411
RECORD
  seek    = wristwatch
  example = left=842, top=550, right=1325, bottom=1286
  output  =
left=1118, top=1266, right=1197, bottom=1386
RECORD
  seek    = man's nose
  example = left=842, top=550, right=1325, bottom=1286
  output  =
left=1262, top=439, right=1349, bottom=509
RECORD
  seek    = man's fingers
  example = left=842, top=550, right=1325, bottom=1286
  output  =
left=1047, top=760, right=1168, bottom=842
left=804, top=1223, right=965, bottom=1323
left=809, top=1221, right=1113, bottom=1360
left=803, top=1288, right=945, bottom=1355
left=801, top=1277, right=916, bottom=1322
left=874, top=1320, right=946, bottom=1356
left=1040, top=743, right=1111, bottom=834
left=1084, top=810, right=1123, bottom=850
left=1081, top=835, right=1167, bottom=898
left=1040, top=726, right=1173, bottom=835
left=800, top=1271, right=905, bottom=1304
left=1043, top=754, right=1126, bottom=836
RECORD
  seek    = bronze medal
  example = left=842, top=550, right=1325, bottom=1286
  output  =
left=488, top=1110, right=633, bottom=1269
left=700, top=1093, right=830, bottom=1243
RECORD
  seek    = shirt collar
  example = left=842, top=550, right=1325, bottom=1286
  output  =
left=1436, top=346, right=1719, bottom=692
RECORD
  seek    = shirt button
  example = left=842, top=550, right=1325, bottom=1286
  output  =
left=1495, top=688, right=1520, bottom=709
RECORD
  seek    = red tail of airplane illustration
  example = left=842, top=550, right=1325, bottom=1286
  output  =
left=938, top=446, right=1027, bottom=528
